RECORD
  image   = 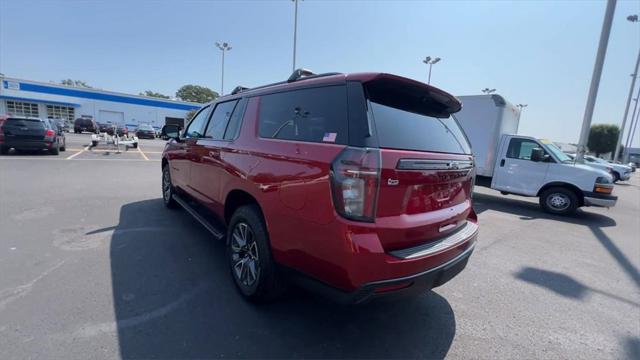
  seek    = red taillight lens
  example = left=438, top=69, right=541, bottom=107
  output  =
left=330, top=147, right=380, bottom=222
left=45, top=129, right=55, bottom=138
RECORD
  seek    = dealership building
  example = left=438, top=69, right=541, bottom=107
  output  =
left=0, top=76, right=201, bottom=129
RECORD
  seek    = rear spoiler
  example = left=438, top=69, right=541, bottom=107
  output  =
left=362, top=74, right=461, bottom=117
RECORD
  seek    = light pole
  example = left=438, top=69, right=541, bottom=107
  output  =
left=613, top=14, right=639, bottom=161
left=422, top=56, right=441, bottom=85
left=624, top=95, right=640, bottom=161
left=291, top=0, right=302, bottom=72
left=215, top=42, right=232, bottom=95
left=516, top=104, right=528, bottom=123
left=575, top=0, right=617, bottom=163
left=482, top=88, right=497, bottom=94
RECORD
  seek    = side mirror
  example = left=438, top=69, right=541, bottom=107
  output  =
left=161, top=125, right=180, bottom=140
left=530, top=148, right=545, bottom=162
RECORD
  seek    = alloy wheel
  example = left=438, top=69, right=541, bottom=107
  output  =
left=230, top=222, right=260, bottom=287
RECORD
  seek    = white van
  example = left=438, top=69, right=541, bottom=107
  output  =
left=455, top=95, right=617, bottom=215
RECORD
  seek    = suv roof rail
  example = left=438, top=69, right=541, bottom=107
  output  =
left=231, top=85, right=249, bottom=95
left=287, top=68, right=342, bottom=83
left=288, top=68, right=316, bottom=82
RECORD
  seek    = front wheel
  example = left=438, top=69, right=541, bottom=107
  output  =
left=162, top=165, right=178, bottom=209
left=227, top=205, right=284, bottom=303
left=539, top=187, right=578, bottom=215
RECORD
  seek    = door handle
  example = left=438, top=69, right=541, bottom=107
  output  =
left=500, top=159, right=505, bottom=167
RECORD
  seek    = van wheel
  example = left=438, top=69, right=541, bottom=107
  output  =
left=161, top=165, right=178, bottom=209
left=540, top=187, right=578, bottom=215
left=227, top=205, right=284, bottom=303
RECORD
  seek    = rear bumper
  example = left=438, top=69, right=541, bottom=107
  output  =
left=3, top=140, right=52, bottom=150
left=584, top=191, right=618, bottom=208
left=291, top=243, right=475, bottom=304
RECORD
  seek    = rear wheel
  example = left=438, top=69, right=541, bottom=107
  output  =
left=60, top=139, right=66, bottom=151
left=539, top=187, right=578, bottom=215
left=49, top=145, right=60, bottom=155
left=0, top=146, right=8, bottom=155
left=227, top=205, right=284, bottom=302
left=162, top=165, right=178, bottom=209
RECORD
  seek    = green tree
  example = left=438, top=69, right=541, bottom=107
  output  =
left=185, top=109, right=197, bottom=122
left=61, top=79, right=92, bottom=88
left=139, top=90, right=171, bottom=99
left=176, top=85, right=218, bottom=103
left=587, top=124, right=620, bottom=157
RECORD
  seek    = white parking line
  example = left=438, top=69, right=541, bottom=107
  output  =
left=65, top=145, right=90, bottom=160
left=137, top=144, right=150, bottom=161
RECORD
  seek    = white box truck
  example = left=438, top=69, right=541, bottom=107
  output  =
left=454, top=94, right=617, bottom=215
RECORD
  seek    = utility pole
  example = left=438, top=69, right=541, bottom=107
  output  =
left=422, top=56, right=441, bottom=85
left=292, top=0, right=301, bottom=72
left=215, top=42, right=232, bottom=95
left=516, top=104, right=528, bottom=123
left=575, top=0, right=617, bottom=163
left=614, top=14, right=639, bottom=161
left=624, top=95, right=640, bottom=161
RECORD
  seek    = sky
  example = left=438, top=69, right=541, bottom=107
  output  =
left=1, top=0, right=639, bottom=147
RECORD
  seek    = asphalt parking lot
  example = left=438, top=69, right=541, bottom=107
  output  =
left=1, top=133, right=639, bottom=359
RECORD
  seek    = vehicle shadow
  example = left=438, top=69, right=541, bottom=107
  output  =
left=474, top=192, right=640, bottom=289
left=472, top=192, right=616, bottom=227
left=514, top=267, right=639, bottom=308
left=108, top=199, right=456, bottom=359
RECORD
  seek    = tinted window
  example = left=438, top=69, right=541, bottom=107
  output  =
left=371, top=102, right=471, bottom=154
left=224, top=98, right=248, bottom=140
left=6, top=118, right=45, bottom=130
left=506, top=138, right=540, bottom=160
left=205, top=100, right=238, bottom=140
left=184, top=106, right=210, bottom=138
left=258, top=86, right=348, bottom=144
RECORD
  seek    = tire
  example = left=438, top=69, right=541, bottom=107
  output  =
left=91, top=140, right=98, bottom=147
left=539, top=187, right=579, bottom=215
left=612, top=171, right=620, bottom=183
left=0, top=146, right=8, bottom=155
left=132, top=143, right=138, bottom=149
left=49, top=145, right=60, bottom=155
left=161, top=165, right=178, bottom=209
left=60, top=139, right=66, bottom=152
left=227, top=205, right=284, bottom=303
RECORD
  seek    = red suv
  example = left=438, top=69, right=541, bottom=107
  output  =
left=161, top=69, right=478, bottom=303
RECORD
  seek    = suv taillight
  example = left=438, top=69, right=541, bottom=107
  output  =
left=330, top=147, right=380, bottom=222
left=45, top=129, right=55, bottom=139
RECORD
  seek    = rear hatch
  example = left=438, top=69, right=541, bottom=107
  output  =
left=340, top=75, right=474, bottom=252
left=2, top=118, right=46, bottom=141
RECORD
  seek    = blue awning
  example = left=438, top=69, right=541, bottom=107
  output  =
left=0, top=95, right=81, bottom=107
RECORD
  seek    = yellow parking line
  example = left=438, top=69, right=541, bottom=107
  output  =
left=65, top=145, right=90, bottom=160
left=137, top=144, right=149, bottom=161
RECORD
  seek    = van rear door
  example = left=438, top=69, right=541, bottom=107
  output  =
left=360, top=76, right=475, bottom=252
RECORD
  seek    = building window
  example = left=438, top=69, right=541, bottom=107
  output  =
left=46, top=104, right=75, bottom=122
left=6, top=100, right=39, bottom=117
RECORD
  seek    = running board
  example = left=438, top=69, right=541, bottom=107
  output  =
left=172, top=194, right=226, bottom=240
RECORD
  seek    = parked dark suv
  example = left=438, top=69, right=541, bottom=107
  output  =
left=74, top=118, right=98, bottom=133
left=1, top=115, right=66, bottom=155
left=161, top=69, right=478, bottom=303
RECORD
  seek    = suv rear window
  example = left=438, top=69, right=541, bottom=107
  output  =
left=366, top=84, right=471, bottom=154
left=6, top=118, right=46, bottom=130
left=258, top=85, right=348, bottom=145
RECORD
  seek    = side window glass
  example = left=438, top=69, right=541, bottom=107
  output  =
left=184, top=106, right=210, bottom=138
left=507, top=139, right=540, bottom=160
left=205, top=100, right=238, bottom=140
left=224, top=98, right=248, bottom=140
left=258, top=86, right=348, bottom=144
